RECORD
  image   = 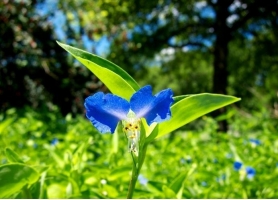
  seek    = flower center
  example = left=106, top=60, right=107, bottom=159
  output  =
left=122, top=110, right=140, bottom=156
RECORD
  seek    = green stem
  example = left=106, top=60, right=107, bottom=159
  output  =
left=127, top=158, right=139, bottom=199
left=126, top=145, right=148, bottom=199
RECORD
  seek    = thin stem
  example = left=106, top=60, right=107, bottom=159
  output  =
left=126, top=145, right=148, bottom=199
left=127, top=159, right=139, bottom=199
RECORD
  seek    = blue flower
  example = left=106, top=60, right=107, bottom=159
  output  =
left=84, top=85, right=173, bottom=134
left=234, top=161, right=243, bottom=171
left=216, top=174, right=226, bottom=183
left=249, top=138, right=261, bottom=146
left=50, top=138, right=59, bottom=146
left=201, top=181, right=208, bottom=187
left=234, top=161, right=256, bottom=180
left=138, top=174, right=148, bottom=186
left=246, top=166, right=256, bottom=179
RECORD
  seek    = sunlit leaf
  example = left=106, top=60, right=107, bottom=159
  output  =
left=173, top=95, right=191, bottom=104
left=162, top=185, right=177, bottom=198
left=0, top=117, right=15, bottom=133
left=57, top=41, right=140, bottom=100
left=44, top=144, right=65, bottom=169
left=156, top=93, right=240, bottom=138
left=47, top=183, right=66, bottom=198
left=5, top=148, right=24, bottom=163
left=169, top=164, right=197, bottom=198
left=0, top=163, right=40, bottom=198
left=169, top=171, right=187, bottom=198
left=146, top=181, right=165, bottom=196
left=108, top=166, right=130, bottom=182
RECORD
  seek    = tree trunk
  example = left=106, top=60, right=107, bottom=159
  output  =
left=212, top=0, right=232, bottom=132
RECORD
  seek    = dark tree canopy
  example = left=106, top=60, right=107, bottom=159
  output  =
left=1, top=0, right=278, bottom=126
left=0, top=0, right=104, bottom=115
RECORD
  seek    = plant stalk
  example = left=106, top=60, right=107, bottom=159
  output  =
left=126, top=159, right=139, bottom=199
left=126, top=144, right=148, bottom=199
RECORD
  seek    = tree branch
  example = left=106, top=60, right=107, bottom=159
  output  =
left=168, top=41, right=207, bottom=49
left=230, top=1, right=278, bottom=33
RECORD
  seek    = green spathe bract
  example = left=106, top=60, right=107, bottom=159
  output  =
left=57, top=41, right=241, bottom=198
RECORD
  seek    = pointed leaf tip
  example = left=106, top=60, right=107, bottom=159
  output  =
left=56, top=41, right=140, bottom=100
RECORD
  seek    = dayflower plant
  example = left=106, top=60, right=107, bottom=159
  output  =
left=233, top=161, right=256, bottom=180
left=57, top=41, right=241, bottom=199
left=85, top=85, right=173, bottom=155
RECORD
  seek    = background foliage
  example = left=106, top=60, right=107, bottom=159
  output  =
left=1, top=106, right=277, bottom=198
left=0, top=0, right=278, bottom=198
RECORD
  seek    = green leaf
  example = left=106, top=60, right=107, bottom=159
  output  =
left=173, top=94, right=191, bottom=104
left=0, top=117, right=15, bottom=133
left=169, top=171, right=187, bottom=198
left=169, top=164, right=197, bottom=199
left=108, top=166, right=130, bottom=182
left=5, top=148, right=24, bottom=163
left=47, top=183, right=67, bottom=198
left=146, top=181, right=165, bottom=195
left=39, top=171, right=47, bottom=199
left=103, top=184, right=119, bottom=198
left=112, top=124, right=121, bottom=154
left=156, top=93, right=241, bottom=138
left=0, top=163, right=40, bottom=198
left=57, top=41, right=140, bottom=100
left=44, top=144, right=65, bottom=169
left=145, top=123, right=158, bottom=144
left=162, top=185, right=177, bottom=198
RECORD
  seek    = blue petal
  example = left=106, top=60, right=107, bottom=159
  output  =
left=50, top=138, right=59, bottom=146
left=233, top=161, right=242, bottom=171
left=246, top=166, right=256, bottom=179
left=130, top=85, right=173, bottom=125
left=85, top=92, right=129, bottom=133
left=249, top=138, right=261, bottom=145
left=138, top=174, right=148, bottom=186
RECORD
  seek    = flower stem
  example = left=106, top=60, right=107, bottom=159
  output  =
left=127, top=158, right=139, bottom=199
left=126, top=145, right=148, bottom=199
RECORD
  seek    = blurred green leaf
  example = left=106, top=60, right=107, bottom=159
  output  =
left=0, top=163, right=40, bottom=198
left=108, top=166, right=130, bottom=182
left=0, top=118, right=15, bottom=133
left=39, top=171, right=47, bottom=199
left=57, top=41, right=140, bottom=100
left=146, top=181, right=165, bottom=195
left=169, top=171, right=187, bottom=198
left=44, top=144, right=65, bottom=169
left=5, top=148, right=24, bottom=163
left=103, top=184, right=119, bottom=198
left=169, top=164, right=197, bottom=198
left=47, top=183, right=66, bottom=198
left=32, top=165, right=49, bottom=174
left=156, top=93, right=241, bottom=138
left=162, top=185, right=177, bottom=198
